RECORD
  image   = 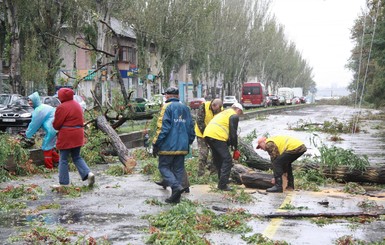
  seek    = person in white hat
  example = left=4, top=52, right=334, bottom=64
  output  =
left=203, top=102, right=243, bottom=191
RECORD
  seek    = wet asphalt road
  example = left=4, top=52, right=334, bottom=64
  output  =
left=1, top=105, right=385, bottom=244
left=240, top=105, right=385, bottom=164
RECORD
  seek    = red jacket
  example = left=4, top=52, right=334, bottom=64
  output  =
left=53, top=88, right=85, bottom=150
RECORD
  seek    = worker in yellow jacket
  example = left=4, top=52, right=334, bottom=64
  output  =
left=194, top=99, right=223, bottom=176
left=256, top=135, right=307, bottom=193
left=203, top=102, right=243, bottom=191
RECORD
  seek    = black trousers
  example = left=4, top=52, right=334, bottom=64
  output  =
left=272, top=151, right=305, bottom=182
left=205, top=137, right=233, bottom=188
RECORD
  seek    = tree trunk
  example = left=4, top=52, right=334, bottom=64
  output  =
left=5, top=0, right=22, bottom=94
left=239, top=139, right=271, bottom=170
left=231, top=164, right=274, bottom=189
left=238, top=139, right=385, bottom=185
left=96, top=115, right=136, bottom=171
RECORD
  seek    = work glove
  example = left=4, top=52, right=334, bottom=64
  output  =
left=232, top=149, right=241, bottom=160
left=152, top=144, right=159, bottom=157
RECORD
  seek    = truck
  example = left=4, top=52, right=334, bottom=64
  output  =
left=277, top=87, right=294, bottom=105
left=292, top=87, right=303, bottom=98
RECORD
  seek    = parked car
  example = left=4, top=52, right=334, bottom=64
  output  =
left=299, top=96, right=307, bottom=104
left=53, top=94, right=87, bottom=111
left=40, top=96, right=61, bottom=107
left=146, top=94, right=165, bottom=109
left=223, top=96, right=238, bottom=108
left=265, top=96, right=273, bottom=107
left=0, top=94, right=25, bottom=110
left=0, top=94, right=33, bottom=133
left=269, top=95, right=280, bottom=106
left=278, top=96, right=286, bottom=105
left=131, top=97, right=148, bottom=112
left=292, top=96, right=301, bottom=104
left=189, top=98, right=206, bottom=110
left=74, top=95, right=87, bottom=111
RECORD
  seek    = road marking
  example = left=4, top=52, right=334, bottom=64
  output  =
left=262, top=192, right=296, bottom=239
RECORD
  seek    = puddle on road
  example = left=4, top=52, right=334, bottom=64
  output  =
left=0, top=211, right=134, bottom=227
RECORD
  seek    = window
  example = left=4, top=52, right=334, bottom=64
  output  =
left=128, top=47, right=136, bottom=63
left=119, top=47, right=128, bottom=62
left=243, top=87, right=260, bottom=95
left=119, top=46, right=136, bottom=63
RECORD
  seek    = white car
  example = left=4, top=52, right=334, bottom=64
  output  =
left=53, top=94, right=87, bottom=111
left=223, top=96, right=238, bottom=108
left=74, top=95, right=87, bottom=111
left=146, top=94, right=166, bottom=109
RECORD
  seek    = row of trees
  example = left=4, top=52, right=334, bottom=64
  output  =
left=0, top=0, right=316, bottom=98
left=349, top=0, right=385, bottom=108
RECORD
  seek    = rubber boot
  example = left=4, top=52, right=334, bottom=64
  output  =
left=52, top=149, right=59, bottom=166
left=165, top=186, right=184, bottom=203
left=43, top=150, right=54, bottom=169
left=266, top=177, right=283, bottom=193
left=155, top=179, right=168, bottom=189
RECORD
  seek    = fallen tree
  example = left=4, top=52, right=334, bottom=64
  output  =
left=231, top=164, right=274, bottom=189
left=236, top=139, right=385, bottom=187
left=95, top=116, right=137, bottom=172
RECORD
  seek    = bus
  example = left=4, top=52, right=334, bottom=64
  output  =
left=241, top=82, right=266, bottom=108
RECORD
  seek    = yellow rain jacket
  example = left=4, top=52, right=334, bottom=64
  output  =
left=203, top=109, right=236, bottom=142
left=195, top=101, right=216, bottom=137
left=266, top=136, right=304, bottom=155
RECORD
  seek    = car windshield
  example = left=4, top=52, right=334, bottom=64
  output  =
left=0, top=94, right=10, bottom=106
left=12, top=98, right=30, bottom=106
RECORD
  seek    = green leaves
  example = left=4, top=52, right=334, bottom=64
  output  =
left=318, top=144, right=369, bottom=172
left=146, top=200, right=252, bottom=244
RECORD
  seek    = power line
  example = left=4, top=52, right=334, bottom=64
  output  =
left=353, top=0, right=381, bottom=134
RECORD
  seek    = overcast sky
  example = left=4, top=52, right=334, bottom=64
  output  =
left=270, top=0, right=367, bottom=89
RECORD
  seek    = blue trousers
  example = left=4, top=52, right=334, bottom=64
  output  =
left=58, top=147, right=90, bottom=185
left=158, top=155, right=185, bottom=190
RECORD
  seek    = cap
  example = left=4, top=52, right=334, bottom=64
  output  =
left=231, top=102, right=243, bottom=111
left=256, top=137, right=266, bottom=149
left=162, top=87, right=179, bottom=95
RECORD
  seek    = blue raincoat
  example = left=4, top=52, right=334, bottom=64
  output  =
left=26, top=92, right=57, bottom=151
